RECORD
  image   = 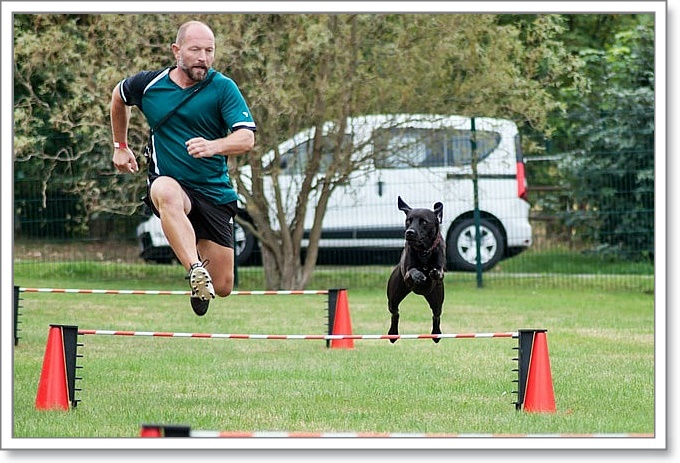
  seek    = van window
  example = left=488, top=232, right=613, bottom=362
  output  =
left=277, top=140, right=313, bottom=175
left=373, top=127, right=501, bottom=169
left=276, top=134, right=352, bottom=175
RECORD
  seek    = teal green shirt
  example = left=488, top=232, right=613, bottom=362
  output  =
left=120, top=67, right=256, bottom=205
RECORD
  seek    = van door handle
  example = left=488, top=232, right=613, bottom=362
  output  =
left=377, top=180, right=384, bottom=197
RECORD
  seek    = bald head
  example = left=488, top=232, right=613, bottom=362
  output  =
left=175, top=21, right=214, bottom=46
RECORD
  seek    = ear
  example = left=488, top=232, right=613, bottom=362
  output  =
left=433, top=202, right=443, bottom=223
left=398, top=196, right=411, bottom=214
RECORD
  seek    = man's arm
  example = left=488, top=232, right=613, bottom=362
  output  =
left=110, top=82, right=139, bottom=173
left=185, top=129, right=255, bottom=159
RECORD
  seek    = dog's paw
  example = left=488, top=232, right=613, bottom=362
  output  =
left=410, top=269, right=427, bottom=285
left=429, top=268, right=445, bottom=281
left=432, top=322, right=441, bottom=343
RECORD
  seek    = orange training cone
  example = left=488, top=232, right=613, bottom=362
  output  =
left=330, top=289, right=354, bottom=349
left=523, top=331, right=556, bottom=413
left=35, top=325, right=70, bottom=410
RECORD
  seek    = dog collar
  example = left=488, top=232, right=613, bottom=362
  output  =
left=427, top=233, right=442, bottom=254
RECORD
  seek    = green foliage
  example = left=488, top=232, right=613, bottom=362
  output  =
left=557, top=19, right=654, bottom=259
left=523, top=14, right=655, bottom=261
left=13, top=14, right=169, bottom=222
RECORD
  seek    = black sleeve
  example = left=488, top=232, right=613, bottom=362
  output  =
left=119, top=69, right=168, bottom=108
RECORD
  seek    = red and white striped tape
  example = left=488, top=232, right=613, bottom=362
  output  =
left=148, top=429, right=654, bottom=438
left=78, top=330, right=517, bottom=340
left=19, top=287, right=328, bottom=296
left=191, top=431, right=653, bottom=438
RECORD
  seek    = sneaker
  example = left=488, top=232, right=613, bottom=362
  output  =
left=186, top=261, right=215, bottom=316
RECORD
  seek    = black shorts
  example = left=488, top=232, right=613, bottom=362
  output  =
left=144, top=181, right=236, bottom=249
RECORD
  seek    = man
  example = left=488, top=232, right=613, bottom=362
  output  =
left=110, top=20, right=256, bottom=316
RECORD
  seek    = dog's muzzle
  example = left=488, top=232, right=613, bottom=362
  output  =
left=405, top=229, right=418, bottom=241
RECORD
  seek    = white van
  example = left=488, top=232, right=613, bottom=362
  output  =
left=243, top=114, right=532, bottom=271
left=138, top=114, right=532, bottom=271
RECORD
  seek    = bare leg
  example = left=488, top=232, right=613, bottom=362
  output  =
left=149, top=177, right=200, bottom=271
left=196, top=239, right=234, bottom=297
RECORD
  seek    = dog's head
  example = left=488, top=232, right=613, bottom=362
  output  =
left=397, top=196, right=443, bottom=250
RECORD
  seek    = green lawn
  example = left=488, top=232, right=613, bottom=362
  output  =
left=8, top=262, right=660, bottom=450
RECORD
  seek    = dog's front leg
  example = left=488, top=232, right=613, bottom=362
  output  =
left=388, top=311, right=400, bottom=341
left=431, top=314, right=442, bottom=342
left=387, top=267, right=410, bottom=343
left=425, top=284, right=444, bottom=343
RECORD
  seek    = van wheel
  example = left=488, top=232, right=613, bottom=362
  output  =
left=447, top=218, right=504, bottom=271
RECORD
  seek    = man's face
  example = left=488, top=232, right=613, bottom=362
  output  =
left=174, top=26, right=215, bottom=83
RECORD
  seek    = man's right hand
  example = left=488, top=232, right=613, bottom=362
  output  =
left=113, top=147, right=139, bottom=173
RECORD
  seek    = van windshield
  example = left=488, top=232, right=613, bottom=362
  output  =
left=373, top=127, right=501, bottom=169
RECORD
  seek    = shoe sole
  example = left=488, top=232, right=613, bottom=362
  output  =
left=190, top=297, right=210, bottom=316
left=190, top=266, right=215, bottom=301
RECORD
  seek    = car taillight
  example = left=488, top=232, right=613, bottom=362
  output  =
left=515, top=134, right=528, bottom=200
left=516, top=160, right=528, bottom=200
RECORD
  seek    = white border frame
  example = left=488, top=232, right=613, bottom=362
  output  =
left=1, top=1, right=670, bottom=458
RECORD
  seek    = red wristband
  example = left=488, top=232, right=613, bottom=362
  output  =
left=114, top=142, right=128, bottom=149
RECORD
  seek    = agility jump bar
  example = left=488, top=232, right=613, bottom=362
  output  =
left=77, top=329, right=517, bottom=340
left=141, top=424, right=654, bottom=439
left=19, top=287, right=328, bottom=296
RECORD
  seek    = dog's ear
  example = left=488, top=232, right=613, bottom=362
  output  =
left=398, top=196, right=411, bottom=214
left=433, top=202, right=443, bottom=223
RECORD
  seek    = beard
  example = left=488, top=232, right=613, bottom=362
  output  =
left=178, top=57, right=208, bottom=83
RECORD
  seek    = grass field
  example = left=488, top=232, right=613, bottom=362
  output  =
left=7, top=261, right=660, bottom=450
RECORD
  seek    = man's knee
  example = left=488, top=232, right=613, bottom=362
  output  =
left=216, top=288, right=232, bottom=298
left=215, top=280, right=233, bottom=297
left=150, top=177, right=185, bottom=210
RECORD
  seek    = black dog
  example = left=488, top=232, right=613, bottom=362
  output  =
left=387, top=196, right=446, bottom=343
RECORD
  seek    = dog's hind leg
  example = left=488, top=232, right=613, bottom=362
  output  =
left=387, top=267, right=410, bottom=343
left=424, top=283, right=444, bottom=343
